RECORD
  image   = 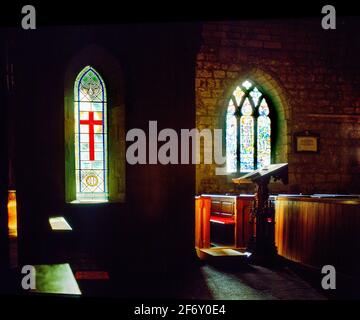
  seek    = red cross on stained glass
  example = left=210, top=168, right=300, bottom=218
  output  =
left=80, top=111, right=102, bottom=161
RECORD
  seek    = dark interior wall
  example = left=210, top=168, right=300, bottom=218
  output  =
left=0, top=28, right=9, bottom=271
left=8, top=23, right=201, bottom=273
left=196, top=19, right=360, bottom=194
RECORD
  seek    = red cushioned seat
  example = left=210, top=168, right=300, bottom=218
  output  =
left=210, top=215, right=235, bottom=224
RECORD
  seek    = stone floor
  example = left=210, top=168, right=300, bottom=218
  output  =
left=182, top=264, right=326, bottom=300
left=0, top=231, right=346, bottom=300
left=0, top=258, right=344, bottom=300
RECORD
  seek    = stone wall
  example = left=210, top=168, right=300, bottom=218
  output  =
left=196, top=19, right=360, bottom=194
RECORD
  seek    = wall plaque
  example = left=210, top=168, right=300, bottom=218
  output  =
left=294, top=131, right=319, bottom=153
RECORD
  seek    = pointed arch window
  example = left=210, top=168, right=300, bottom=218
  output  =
left=74, top=66, right=108, bottom=201
left=226, top=80, right=271, bottom=173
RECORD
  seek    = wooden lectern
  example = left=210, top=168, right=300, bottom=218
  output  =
left=233, top=163, right=288, bottom=260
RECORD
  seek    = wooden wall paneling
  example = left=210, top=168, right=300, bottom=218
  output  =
left=275, top=197, right=360, bottom=275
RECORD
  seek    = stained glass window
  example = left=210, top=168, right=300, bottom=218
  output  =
left=74, top=66, right=108, bottom=202
left=226, top=100, right=237, bottom=173
left=225, top=81, right=271, bottom=173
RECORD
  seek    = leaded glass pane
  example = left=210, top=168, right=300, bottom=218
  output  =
left=94, top=125, right=103, bottom=134
left=226, top=100, right=237, bottom=173
left=94, top=133, right=103, bottom=143
left=94, top=111, right=103, bottom=120
left=250, top=87, right=262, bottom=107
left=94, top=143, right=103, bottom=151
left=259, top=98, right=270, bottom=116
left=241, top=98, right=253, bottom=116
left=79, top=169, right=105, bottom=193
left=92, top=102, right=103, bottom=111
left=240, top=115, right=254, bottom=172
left=242, top=80, right=252, bottom=90
left=79, top=102, right=91, bottom=111
left=80, top=143, right=89, bottom=152
left=257, top=115, right=271, bottom=168
left=74, top=66, right=108, bottom=202
left=80, top=111, right=88, bottom=120
left=78, top=69, right=104, bottom=102
left=79, top=133, right=89, bottom=143
left=80, top=124, right=89, bottom=133
left=226, top=80, right=271, bottom=173
left=233, top=86, right=245, bottom=106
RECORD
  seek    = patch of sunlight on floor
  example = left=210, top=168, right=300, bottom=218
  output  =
left=32, top=263, right=81, bottom=295
left=49, top=217, right=72, bottom=231
left=200, top=264, right=326, bottom=300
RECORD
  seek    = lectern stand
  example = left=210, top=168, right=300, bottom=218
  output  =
left=233, top=163, right=288, bottom=261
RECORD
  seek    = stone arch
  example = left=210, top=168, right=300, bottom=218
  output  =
left=221, top=67, right=290, bottom=166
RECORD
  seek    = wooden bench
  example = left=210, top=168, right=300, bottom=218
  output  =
left=209, top=198, right=236, bottom=225
left=195, top=194, right=254, bottom=259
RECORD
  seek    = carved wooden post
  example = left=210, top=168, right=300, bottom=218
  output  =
left=252, top=177, right=277, bottom=258
left=233, top=163, right=288, bottom=261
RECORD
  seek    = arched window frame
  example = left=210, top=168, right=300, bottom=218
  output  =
left=74, top=66, right=108, bottom=202
left=64, top=46, right=126, bottom=205
left=226, top=80, right=274, bottom=174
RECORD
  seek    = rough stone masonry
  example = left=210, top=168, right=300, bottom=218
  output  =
left=196, top=19, right=360, bottom=194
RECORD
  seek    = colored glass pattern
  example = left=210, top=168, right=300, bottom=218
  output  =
left=226, top=100, right=237, bottom=173
left=257, top=115, right=271, bottom=168
left=233, top=86, right=245, bottom=106
left=242, top=80, right=252, bottom=90
left=226, top=80, right=271, bottom=173
left=240, top=115, right=254, bottom=172
left=74, top=66, right=108, bottom=201
left=259, top=98, right=270, bottom=116
left=250, top=87, right=262, bottom=107
left=241, top=98, right=253, bottom=116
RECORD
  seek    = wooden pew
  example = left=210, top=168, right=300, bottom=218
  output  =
left=195, top=194, right=254, bottom=259
left=275, top=195, right=360, bottom=276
